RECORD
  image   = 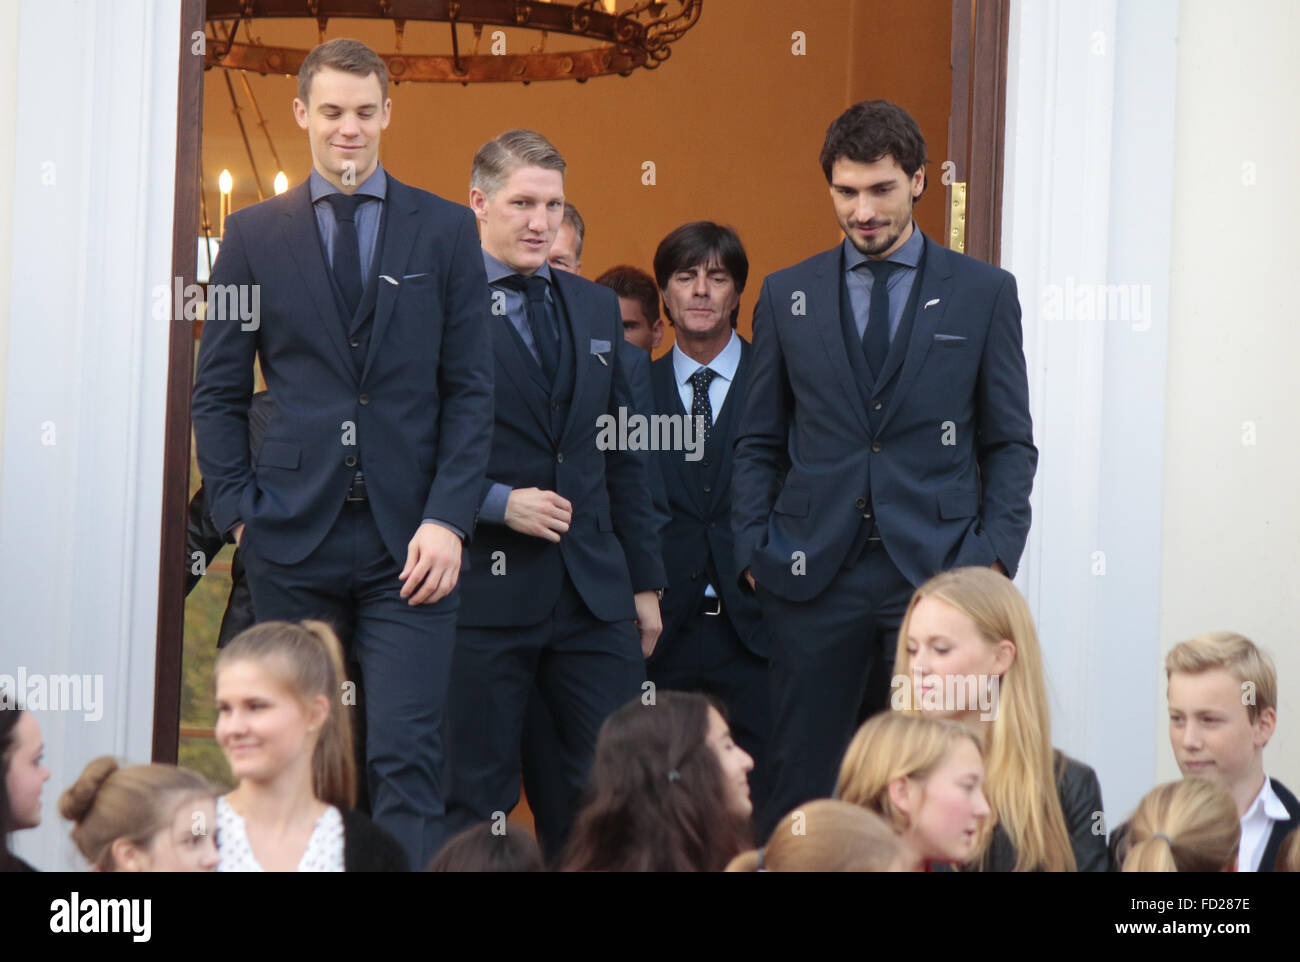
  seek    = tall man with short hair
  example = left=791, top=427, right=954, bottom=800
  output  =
left=445, top=130, right=665, bottom=847
left=192, top=38, right=494, bottom=867
left=733, top=100, right=1037, bottom=836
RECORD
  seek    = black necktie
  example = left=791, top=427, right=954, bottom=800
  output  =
left=689, top=367, right=717, bottom=445
left=324, top=193, right=363, bottom=317
left=861, top=260, right=900, bottom=380
left=501, top=273, right=558, bottom=383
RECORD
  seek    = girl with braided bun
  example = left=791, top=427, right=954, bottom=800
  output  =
left=60, top=758, right=218, bottom=871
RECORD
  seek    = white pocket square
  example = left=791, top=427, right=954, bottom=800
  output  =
left=402, top=272, right=430, bottom=281
left=933, top=333, right=966, bottom=341
left=590, top=338, right=611, bottom=354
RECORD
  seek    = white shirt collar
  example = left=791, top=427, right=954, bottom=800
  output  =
left=672, top=329, right=740, bottom=388
left=1238, top=775, right=1289, bottom=871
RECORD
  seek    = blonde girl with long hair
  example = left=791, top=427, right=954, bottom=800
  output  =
left=836, top=712, right=990, bottom=870
left=893, top=566, right=1108, bottom=871
left=1121, top=778, right=1239, bottom=872
left=214, top=620, right=408, bottom=872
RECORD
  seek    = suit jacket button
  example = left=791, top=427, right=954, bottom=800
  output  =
left=556, top=452, right=564, bottom=463
left=871, top=441, right=883, bottom=453
left=855, top=497, right=866, bottom=509
left=359, top=394, right=370, bottom=405
left=702, top=459, right=711, bottom=467
left=349, top=338, right=361, bottom=348
left=872, top=401, right=883, bottom=411
left=703, top=484, right=712, bottom=493
left=345, top=455, right=358, bottom=467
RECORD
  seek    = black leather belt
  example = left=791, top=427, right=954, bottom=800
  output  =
left=345, top=472, right=368, bottom=502
left=697, top=595, right=722, bottom=616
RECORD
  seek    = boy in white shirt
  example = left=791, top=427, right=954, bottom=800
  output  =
left=1113, top=632, right=1298, bottom=871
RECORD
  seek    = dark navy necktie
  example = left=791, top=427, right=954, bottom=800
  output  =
left=323, top=193, right=363, bottom=317
left=689, top=367, right=717, bottom=444
left=861, top=259, right=900, bottom=380
left=501, top=273, right=558, bottom=383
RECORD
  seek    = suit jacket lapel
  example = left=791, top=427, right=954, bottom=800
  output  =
left=710, top=338, right=750, bottom=511
left=280, top=182, right=355, bottom=382
left=494, top=312, right=552, bottom=436
left=876, top=234, right=953, bottom=436
left=556, top=271, right=593, bottom=442
left=813, top=247, right=872, bottom=436
left=361, top=176, right=419, bottom=385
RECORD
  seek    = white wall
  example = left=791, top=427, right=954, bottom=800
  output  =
left=1157, top=0, right=1300, bottom=791
left=0, top=0, right=180, bottom=871
left=1003, top=0, right=1180, bottom=828
left=1006, top=0, right=1300, bottom=831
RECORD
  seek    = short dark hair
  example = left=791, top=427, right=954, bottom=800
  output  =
left=562, top=203, right=586, bottom=258
left=427, top=821, right=544, bottom=872
left=594, top=265, right=659, bottom=323
left=652, top=222, right=749, bottom=328
left=819, top=100, right=928, bottom=199
left=298, top=38, right=389, bottom=106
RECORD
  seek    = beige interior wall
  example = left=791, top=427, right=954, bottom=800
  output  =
left=201, top=0, right=953, bottom=355
left=1158, top=0, right=1300, bottom=791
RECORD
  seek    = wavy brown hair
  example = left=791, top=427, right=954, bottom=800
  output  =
left=561, top=692, right=751, bottom=872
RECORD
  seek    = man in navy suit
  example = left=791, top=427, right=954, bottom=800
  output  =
left=444, top=130, right=665, bottom=849
left=733, top=100, right=1037, bottom=835
left=645, top=222, right=771, bottom=815
left=191, top=39, right=493, bottom=868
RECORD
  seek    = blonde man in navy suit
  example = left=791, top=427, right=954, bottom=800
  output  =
left=733, top=101, right=1037, bottom=837
left=444, top=131, right=666, bottom=852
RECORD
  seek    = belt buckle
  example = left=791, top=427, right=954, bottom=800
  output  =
left=701, top=596, right=722, bottom=616
left=345, top=473, right=367, bottom=502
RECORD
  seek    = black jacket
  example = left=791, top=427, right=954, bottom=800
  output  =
left=1108, top=776, right=1300, bottom=872
left=186, top=391, right=274, bottom=646
left=649, top=339, right=766, bottom=658
left=972, top=752, right=1108, bottom=872
left=341, top=808, right=409, bottom=872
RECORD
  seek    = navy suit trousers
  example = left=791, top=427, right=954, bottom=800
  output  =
left=754, top=541, right=914, bottom=839
left=239, top=500, right=457, bottom=871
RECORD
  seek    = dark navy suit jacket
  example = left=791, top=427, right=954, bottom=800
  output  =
left=651, top=338, right=765, bottom=658
left=458, top=269, right=666, bottom=627
left=192, top=176, right=494, bottom=571
left=733, top=232, right=1037, bottom=600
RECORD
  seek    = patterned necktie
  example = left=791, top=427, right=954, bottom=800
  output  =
left=500, top=273, right=559, bottom=383
left=861, top=259, right=901, bottom=380
left=689, top=367, right=717, bottom=445
left=323, top=193, right=363, bottom=317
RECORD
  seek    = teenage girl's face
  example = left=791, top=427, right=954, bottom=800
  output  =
left=215, top=658, right=326, bottom=786
left=4, top=712, right=50, bottom=829
left=705, top=706, right=754, bottom=817
left=116, top=796, right=220, bottom=872
left=906, top=739, right=990, bottom=864
left=903, top=596, right=1014, bottom=719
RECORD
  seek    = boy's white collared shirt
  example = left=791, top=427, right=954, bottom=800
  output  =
left=1239, top=774, right=1289, bottom=871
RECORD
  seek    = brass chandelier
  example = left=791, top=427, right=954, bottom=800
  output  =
left=204, top=0, right=705, bottom=84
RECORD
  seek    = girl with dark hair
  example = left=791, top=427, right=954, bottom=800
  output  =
left=2, top=705, right=50, bottom=872
left=561, top=691, right=753, bottom=872
left=427, top=821, right=544, bottom=872
left=214, top=620, right=408, bottom=872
